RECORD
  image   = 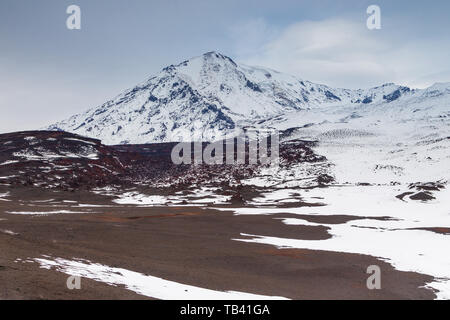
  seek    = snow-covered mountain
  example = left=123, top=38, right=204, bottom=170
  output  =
left=48, top=51, right=418, bottom=145
left=268, top=82, right=450, bottom=184
left=47, top=51, right=450, bottom=184
left=38, top=52, right=450, bottom=299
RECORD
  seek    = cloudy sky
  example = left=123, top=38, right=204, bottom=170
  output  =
left=1, top=0, right=449, bottom=133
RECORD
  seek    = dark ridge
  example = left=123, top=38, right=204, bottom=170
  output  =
left=245, top=80, right=263, bottom=93
left=325, top=90, right=341, bottom=101
left=0, top=130, right=332, bottom=191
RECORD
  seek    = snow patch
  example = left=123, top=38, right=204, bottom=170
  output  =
left=32, top=256, right=288, bottom=300
left=228, top=185, right=450, bottom=300
left=6, top=210, right=94, bottom=216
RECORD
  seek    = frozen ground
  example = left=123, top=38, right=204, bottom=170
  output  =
left=217, top=185, right=450, bottom=299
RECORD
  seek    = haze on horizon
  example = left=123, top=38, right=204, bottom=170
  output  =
left=1, top=0, right=449, bottom=133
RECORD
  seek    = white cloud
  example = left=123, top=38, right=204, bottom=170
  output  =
left=237, top=19, right=450, bottom=89
left=228, top=18, right=280, bottom=59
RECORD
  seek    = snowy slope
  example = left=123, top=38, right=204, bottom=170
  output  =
left=48, top=51, right=414, bottom=145
left=47, top=51, right=449, bottom=184
left=43, top=53, right=450, bottom=299
left=267, top=82, right=450, bottom=184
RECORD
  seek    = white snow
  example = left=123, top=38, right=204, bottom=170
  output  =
left=0, top=192, right=11, bottom=201
left=75, top=204, right=115, bottom=208
left=0, top=229, right=18, bottom=236
left=114, top=193, right=171, bottom=206
left=12, top=146, right=99, bottom=161
left=248, top=189, right=303, bottom=205
left=226, top=185, right=450, bottom=299
left=6, top=210, right=93, bottom=216
left=113, top=188, right=231, bottom=206
left=0, top=176, right=17, bottom=179
left=64, top=137, right=97, bottom=145
left=32, top=256, right=288, bottom=300
left=29, top=199, right=55, bottom=203
left=0, top=160, right=19, bottom=166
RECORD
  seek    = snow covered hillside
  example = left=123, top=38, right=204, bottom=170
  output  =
left=269, top=83, right=450, bottom=185
left=48, top=51, right=422, bottom=145
left=47, top=51, right=449, bottom=185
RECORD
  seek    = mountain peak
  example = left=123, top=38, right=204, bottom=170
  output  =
left=178, top=51, right=238, bottom=69
left=203, top=50, right=224, bottom=57
left=202, top=51, right=233, bottom=61
left=47, top=52, right=445, bottom=145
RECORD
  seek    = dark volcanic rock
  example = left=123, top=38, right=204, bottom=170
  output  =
left=0, top=131, right=129, bottom=190
left=409, top=192, right=435, bottom=201
left=0, top=130, right=332, bottom=191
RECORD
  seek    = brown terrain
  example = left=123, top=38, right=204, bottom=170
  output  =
left=0, top=131, right=438, bottom=299
left=0, top=189, right=435, bottom=300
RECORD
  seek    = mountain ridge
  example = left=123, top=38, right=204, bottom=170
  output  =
left=48, top=51, right=449, bottom=145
